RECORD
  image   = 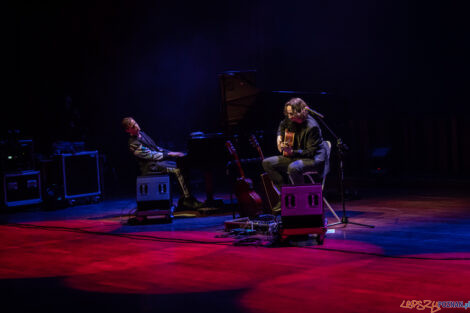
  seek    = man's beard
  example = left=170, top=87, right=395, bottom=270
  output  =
left=285, top=118, right=305, bottom=132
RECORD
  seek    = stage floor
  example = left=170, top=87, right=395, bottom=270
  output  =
left=1, top=185, right=469, bottom=313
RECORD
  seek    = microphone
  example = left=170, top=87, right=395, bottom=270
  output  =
left=305, top=106, right=325, bottom=119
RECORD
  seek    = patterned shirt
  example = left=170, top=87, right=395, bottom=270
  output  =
left=128, top=131, right=169, bottom=161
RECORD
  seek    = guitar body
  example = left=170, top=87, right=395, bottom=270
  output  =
left=282, top=130, right=295, bottom=157
left=260, top=173, right=280, bottom=211
left=234, top=177, right=263, bottom=218
left=225, top=141, right=263, bottom=218
left=249, top=134, right=281, bottom=212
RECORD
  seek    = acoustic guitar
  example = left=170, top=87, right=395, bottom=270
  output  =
left=225, top=140, right=263, bottom=218
left=249, top=134, right=280, bottom=211
left=282, top=130, right=295, bottom=157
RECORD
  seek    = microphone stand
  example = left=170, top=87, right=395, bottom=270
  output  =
left=308, top=109, right=374, bottom=228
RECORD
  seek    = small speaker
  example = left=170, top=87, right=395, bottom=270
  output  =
left=136, top=174, right=171, bottom=210
left=2, top=170, right=42, bottom=207
left=281, top=184, right=324, bottom=229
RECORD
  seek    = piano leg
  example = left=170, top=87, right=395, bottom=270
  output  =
left=202, top=170, right=225, bottom=208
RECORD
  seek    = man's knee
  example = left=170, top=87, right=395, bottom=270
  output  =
left=262, top=157, right=276, bottom=171
left=287, top=162, right=303, bottom=176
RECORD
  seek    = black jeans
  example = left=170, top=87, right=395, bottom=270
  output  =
left=262, top=155, right=324, bottom=187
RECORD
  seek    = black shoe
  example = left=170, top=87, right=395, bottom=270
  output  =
left=177, top=196, right=203, bottom=211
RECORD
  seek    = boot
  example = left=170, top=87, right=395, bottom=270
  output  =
left=176, top=195, right=203, bottom=211
left=272, top=201, right=281, bottom=215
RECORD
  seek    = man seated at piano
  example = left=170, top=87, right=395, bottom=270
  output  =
left=262, top=98, right=327, bottom=213
left=121, top=117, right=203, bottom=210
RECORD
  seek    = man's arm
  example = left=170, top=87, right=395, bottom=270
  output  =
left=276, top=120, right=286, bottom=153
left=168, top=151, right=185, bottom=157
left=277, top=135, right=283, bottom=153
left=293, top=127, right=322, bottom=158
left=129, top=142, right=169, bottom=161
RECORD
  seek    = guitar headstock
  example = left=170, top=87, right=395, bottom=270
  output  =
left=249, top=134, right=264, bottom=160
left=249, top=134, right=259, bottom=148
left=225, top=140, right=244, bottom=177
left=225, top=140, right=237, bottom=157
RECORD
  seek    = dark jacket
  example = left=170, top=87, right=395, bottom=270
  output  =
left=277, top=116, right=326, bottom=160
left=128, top=131, right=169, bottom=174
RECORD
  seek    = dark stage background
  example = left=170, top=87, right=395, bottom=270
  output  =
left=8, top=1, right=469, bottom=195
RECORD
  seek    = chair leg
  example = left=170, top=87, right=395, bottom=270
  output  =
left=323, top=197, right=341, bottom=224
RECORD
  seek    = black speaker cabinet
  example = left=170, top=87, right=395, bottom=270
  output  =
left=59, top=151, right=101, bottom=199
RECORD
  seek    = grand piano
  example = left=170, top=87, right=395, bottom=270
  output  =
left=185, top=70, right=267, bottom=207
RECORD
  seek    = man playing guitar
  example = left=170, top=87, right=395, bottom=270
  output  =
left=262, top=98, right=327, bottom=213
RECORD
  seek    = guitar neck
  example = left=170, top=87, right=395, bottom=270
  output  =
left=233, top=157, right=245, bottom=178
left=257, top=147, right=264, bottom=161
left=226, top=141, right=246, bottom=178
left=250, top=135, right=265, bottom=161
